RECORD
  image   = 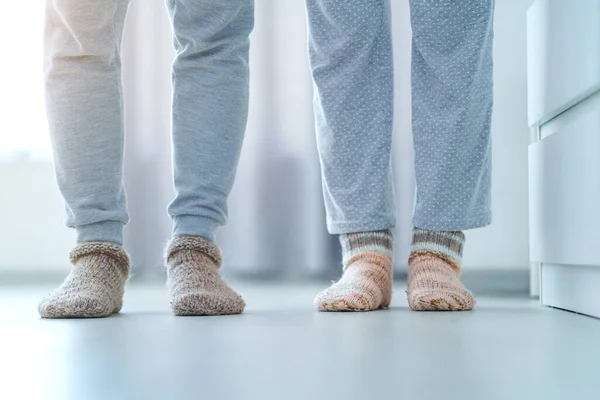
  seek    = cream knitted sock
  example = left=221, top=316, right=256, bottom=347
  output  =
left=407, top=228, right=475, bottom=311
left=38, top=242, right=130, bottom=318
left=166, top=236, right=245, bottom=316
left=314, top=230, right=393, bottom=312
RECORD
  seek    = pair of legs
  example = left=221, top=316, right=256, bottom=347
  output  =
left=40, top=0, right=493, bottom=317
left=307, top=0, right=494, bottom=311
left=39, top=0, right=254, bottom=318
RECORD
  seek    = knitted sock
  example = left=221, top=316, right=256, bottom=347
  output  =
left=314, top=230, right=393, bottom=312
left=407, top=228, right=475, bottom=311
left=166, top=236, right=245, bottom=316
left=38, top=242, right=130, bottom=318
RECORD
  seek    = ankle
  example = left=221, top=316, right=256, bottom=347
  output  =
left=69, top=242, right=130, bottom=279
left=409, top=227, right=464, bottom=273
left=339, top=229, right=394, bottom=270
left=166, top=236, right=222, bottom=267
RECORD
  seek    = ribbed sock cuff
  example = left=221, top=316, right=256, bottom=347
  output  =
left=409, top=228, right=465, bottom=270
left=166, top=236, right=222, bottom=266
left=69, top=242, right=130, bottom=278
left=339, top=229, right=394, bottom=268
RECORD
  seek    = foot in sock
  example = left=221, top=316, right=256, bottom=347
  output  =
left=315, top=230, right=393, bottom=312
left=166, top=236, right=245, bottom=316
left=38, top=242, right=130, bottom=319
left=407, top=228, right=475, bottom=311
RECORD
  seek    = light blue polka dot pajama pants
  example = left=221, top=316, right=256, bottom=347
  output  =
left=306, top=0, right=495, bottom=234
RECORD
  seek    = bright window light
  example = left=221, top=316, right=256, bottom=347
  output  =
left=0, top=2, right=52, bottom=161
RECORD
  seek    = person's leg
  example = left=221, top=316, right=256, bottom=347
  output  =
left=39, top=0, right=131, bottom=319
left=408, top=0, right=494, bottom=311
left=164, top=0, right=254, bottom=316
left=306, top=0, right=395, bottom=311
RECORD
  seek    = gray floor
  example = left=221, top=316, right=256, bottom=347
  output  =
left=1, top=282, right=599, bottom=400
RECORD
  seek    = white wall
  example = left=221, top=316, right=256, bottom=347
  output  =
left=0, top=0, right=534, bottom=273
left=0, top=162, right=74, bottom=271
left=463, top=0, right=534, bottom=269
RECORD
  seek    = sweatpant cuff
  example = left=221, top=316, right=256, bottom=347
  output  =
left=327, top=219, right=396, bottom=235
left=413, top=212, right=492, bottom=232
left=76, top=221, right=125, bottom=245
left=172, top=215, right=220, bottom=243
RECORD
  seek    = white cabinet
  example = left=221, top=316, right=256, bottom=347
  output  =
left=527, top=0, right=600, bottom=125
left=527, top=0, right=600, bottom=317
left=529, top=92, right=600, bottom=266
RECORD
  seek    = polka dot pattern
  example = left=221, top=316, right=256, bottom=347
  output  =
left=410, top=0, right=494, bottom=230
left=306, top=0, right=396, bottom=234
left=306, top=0, right=495, bottom=233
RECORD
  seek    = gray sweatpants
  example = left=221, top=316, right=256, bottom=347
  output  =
left=306, top=0, right=494, bottom=233
left=45, top=0, right=254, bottom=244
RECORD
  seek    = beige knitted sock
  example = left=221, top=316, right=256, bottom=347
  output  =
left=407, top=228, right=475, bottom=311
left=166, top=236, right=245, bottom=316
left=38, top=242, right=130, bottom=319
left=314, top=230, right=393, bottom=312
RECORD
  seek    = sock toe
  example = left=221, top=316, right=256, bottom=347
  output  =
left=167, top=236, right=246, bottom=317
left=408, top=287, right=475, bottom=311
left=172, top=291, right=245, bottom=316
left=318, top=295, right=371, bottom=312
left=37, top=243, right=129, bottom=319
left=315, top=230, right=394, bottom=313
left=39, top=296, right=112, bottom=318
left=315, top=283, right=381, bottom=311
left=408, top=229, right=475, bottom=312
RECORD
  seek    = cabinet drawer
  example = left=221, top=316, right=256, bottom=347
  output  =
left=529, top=95, right=600, bottom=264
left=527, top=0, right=600, bottom=126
